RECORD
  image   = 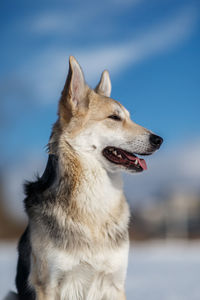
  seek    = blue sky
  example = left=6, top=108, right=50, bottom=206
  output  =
left=1, top=0, right=200, bottom=168
left=0, top=0, right=200, bottom=161
left=1, top=0, right=200, bottom=217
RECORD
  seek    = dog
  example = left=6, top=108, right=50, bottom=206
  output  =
left=13, top=56, right=163, bottom=300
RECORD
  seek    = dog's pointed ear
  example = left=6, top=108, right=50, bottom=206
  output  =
left=95, top=70, right=111, bottom=97
left=60, top=56, right=88, bottom=115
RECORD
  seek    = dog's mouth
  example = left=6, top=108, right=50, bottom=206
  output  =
left=103, top=146, right=147, bottom=172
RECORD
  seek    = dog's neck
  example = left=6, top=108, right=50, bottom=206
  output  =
left=27, top=139, right=129, bottom=249
left=51, top=138, right=124, bottom=216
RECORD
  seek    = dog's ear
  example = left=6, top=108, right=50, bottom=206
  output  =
left=60, top=56, right=88, bottom=117
left=95, top=70, right=111, bottom=97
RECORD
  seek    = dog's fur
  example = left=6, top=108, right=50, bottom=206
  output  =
left=13, top=56, right=162, bottom=300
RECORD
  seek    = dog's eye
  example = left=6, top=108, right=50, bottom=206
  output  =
left=108, top=115, right=121, bottom=121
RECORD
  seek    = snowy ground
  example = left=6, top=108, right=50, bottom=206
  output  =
left=0, top=240, right=200, bottom=300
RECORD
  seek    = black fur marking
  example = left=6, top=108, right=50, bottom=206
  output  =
left=16, top=155, right=58, bottom=299
left=24, top=154, right=58, bottom=197
left=16, top=226, right=35, bottom=300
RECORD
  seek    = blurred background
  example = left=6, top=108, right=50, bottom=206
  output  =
left=0, top=0, right=200, bottom=299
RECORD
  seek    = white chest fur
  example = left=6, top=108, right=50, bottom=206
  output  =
left=76, top=153, right=124, bottom=213
left=43, top=239, right=129, bottom=300
left=30, top=153, right=130, bottom=299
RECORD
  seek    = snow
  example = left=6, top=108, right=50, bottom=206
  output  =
left=1, top=241, right=200, bottom=300
left=126, top=241, right=200, bottom=300
left=0, top=243, right=17, bottom=299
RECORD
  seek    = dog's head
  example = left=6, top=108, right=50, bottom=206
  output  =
left=50, top=56, right=163, bottom=174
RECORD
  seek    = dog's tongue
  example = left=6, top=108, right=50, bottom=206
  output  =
left=138, top=158, right=147, bottom=170
left=125, top=152, right=147, bottom=170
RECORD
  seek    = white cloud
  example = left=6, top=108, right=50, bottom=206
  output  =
left=29, top=10, right=84, bottom=35
left=29, top=0, right=144, bottom=35
left=16, top=5, right=198, bottom=104
left=78, top=5, right=198, bottom=76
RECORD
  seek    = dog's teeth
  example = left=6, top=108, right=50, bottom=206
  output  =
left=118, top=154, right=122, bottom=158
left=113, top=150, right=117, bottom=155
left=135, top=159, right=138, bottom=165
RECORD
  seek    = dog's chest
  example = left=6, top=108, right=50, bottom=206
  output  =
left=46, top=242, right=129, bottom=299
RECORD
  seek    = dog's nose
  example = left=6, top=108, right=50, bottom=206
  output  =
left=149, top=134, right=163, bottom=149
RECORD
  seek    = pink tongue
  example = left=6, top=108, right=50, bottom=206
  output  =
left=125, top=153, right=147, bottom=170
left=139, top=159, right=147, bottom=170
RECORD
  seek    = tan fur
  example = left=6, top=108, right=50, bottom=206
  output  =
left=25, top=56, right=160, bottom=299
